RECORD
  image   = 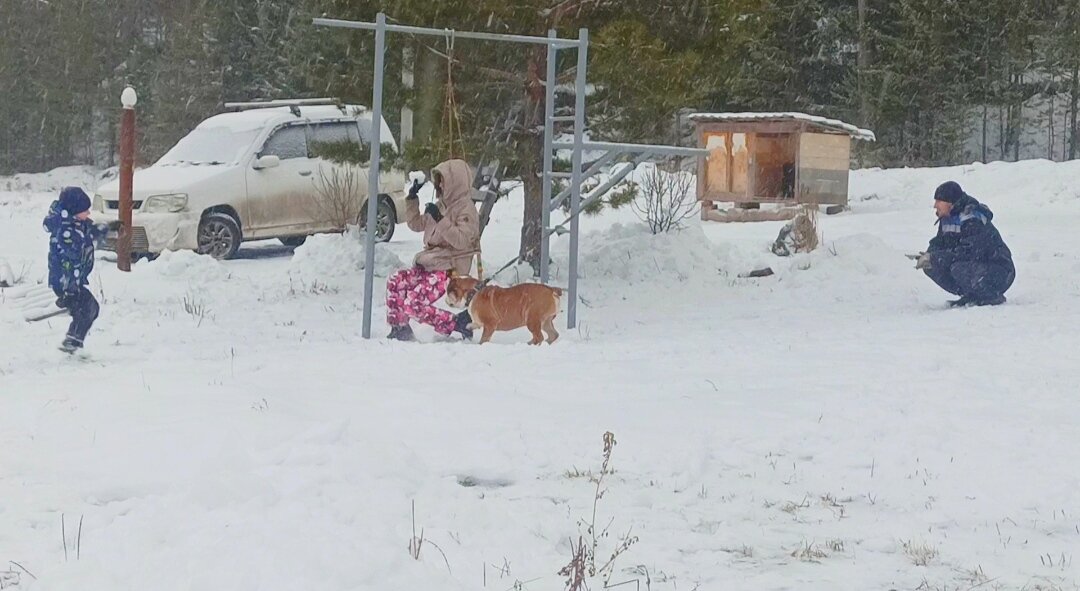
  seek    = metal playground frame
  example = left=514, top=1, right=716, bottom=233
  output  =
left=313, top=14, right=706, bottom=338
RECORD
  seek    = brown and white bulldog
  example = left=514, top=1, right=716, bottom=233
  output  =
left=445, top=276, right=563, bottom=345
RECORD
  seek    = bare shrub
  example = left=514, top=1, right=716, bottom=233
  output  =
left=311, top=165, right=369, bottom=230
left=631, top=162, right=698, bottom=234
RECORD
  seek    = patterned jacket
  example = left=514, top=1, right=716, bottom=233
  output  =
left=43, top=199, right=107, bottom=294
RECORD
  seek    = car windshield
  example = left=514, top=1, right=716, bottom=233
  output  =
left=157, top=126, right=260, bottom=166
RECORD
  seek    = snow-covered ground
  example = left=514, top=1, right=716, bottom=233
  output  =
left=1, top=160, right=1078, bottom=591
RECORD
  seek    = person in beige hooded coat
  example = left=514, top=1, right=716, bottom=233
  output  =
left=386, top=159, right=480, bottom=341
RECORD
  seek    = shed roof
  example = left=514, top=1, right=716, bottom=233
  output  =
left=688, top=112, right=876, bottom=142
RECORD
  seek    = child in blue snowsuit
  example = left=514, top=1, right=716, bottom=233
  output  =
left=916, top=181, right=1015, bottom=307
left=43, top=187, right=113, bottom=352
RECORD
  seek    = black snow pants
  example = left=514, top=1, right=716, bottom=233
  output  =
left=924, top=260, right=1015, bottom=302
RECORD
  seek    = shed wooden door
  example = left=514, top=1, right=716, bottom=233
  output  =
left=797, top=133, right=851, bottom=205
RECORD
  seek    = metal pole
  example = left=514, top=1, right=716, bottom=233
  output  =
left=313, top=18, right=579, bottom=47
left=362, top=13, right=387, bottom=339
left=552, top=139, right=708, bottom=157
left=568, top=29, right=587, bottom=329
left=540, top=30, right=557, bottom=284
left=118, top=86, right=137, bottom=272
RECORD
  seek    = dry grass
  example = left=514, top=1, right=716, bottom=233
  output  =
left=769, top=204, right=820, bottom=256
left=902, top=539, right=939, bottom=566
left=791, top=540, right=828, bottom=562
left=720, top=545, right=755, bottom=559
left=797, top=204, right=821, bottom=252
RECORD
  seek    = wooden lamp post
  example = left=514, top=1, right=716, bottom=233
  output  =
left=118, top=86, right=137, bottom=271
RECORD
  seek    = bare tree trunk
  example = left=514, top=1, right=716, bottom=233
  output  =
left=981, top=105, right=988, bottom=163
left=1048, top=85, right=1055, bottom=160
left=1071, top=63, right=1080, bottom=159
left=857, top=0, right=870, bottom=128
left=415, top=41, right=442, bottom=150
left=518, top=45, right=546, bottom=274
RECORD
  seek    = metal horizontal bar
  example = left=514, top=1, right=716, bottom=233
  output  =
left=552, top=140, right=708, bottom=157
left=549, top=151, right=617, bottom=211
left=549, top=115, right=576, bottom=122
left=313, top=17, right=581, bottom=47
left=574, top=153, right=652, bottom=213
left=550, top=172, right=573, bottom=178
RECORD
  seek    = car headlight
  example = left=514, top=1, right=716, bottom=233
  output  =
left=143, top=193, right=188, bottom=213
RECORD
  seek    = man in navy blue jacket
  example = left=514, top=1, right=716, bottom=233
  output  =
left=916, top=181, right=1015, bottom=307
left=43, top=187, right=115, bottom=352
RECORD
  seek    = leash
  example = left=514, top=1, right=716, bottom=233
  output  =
left=478, top=255, right=522, bottom=288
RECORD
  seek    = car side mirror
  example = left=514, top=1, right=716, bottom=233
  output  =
left=254, top=155, right=280, bottom=170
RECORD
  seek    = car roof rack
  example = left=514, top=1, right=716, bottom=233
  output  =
left=222, top=98, right=346, bottom=117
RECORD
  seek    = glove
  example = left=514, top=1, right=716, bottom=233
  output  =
left=424, top=202, right=443, bottom=223
left=406, top=179, right=423, bottom=201
left=107, top=220, right=123, bottom=232
left=915, top=252, right=932, bottom=270
left=56, top=293, right=74, bottom=309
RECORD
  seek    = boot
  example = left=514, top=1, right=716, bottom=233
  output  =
left=59, top=335, right=83, bottom=354
left=975, top=294, right=1006, bottom=306
left=453, top=311, right=473, bottom=340
left=387, top=324, right=415, bottom=342
left=947, top=296, right=974, bottom=308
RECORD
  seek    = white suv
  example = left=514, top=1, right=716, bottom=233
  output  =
left=94, top=99, right=408, bottom=259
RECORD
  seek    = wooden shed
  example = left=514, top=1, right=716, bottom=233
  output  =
left=688, top=112, right=875, bottom=221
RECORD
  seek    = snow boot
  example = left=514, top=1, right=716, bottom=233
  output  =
left=387, top=324, right=416, bottom=342
left=975, top=294, right=1007, bottom=306
left=453, top=311, right=473, bottom=340
left=59, top=335, right=83, bottom=354
left=947, top=296, right=974, bottom=308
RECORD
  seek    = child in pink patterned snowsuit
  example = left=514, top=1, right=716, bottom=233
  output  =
left=386, top=159, right=479, bottom=341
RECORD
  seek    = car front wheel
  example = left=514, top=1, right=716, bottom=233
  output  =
left=358, top=196, right=397, bottom=243
left=197, top=212, right=242, bottom=260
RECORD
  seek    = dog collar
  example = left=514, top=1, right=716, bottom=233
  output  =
left=465, top=283, right=485, bottom=306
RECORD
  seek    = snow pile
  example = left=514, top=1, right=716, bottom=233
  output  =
left=579, top=222, right=752, bottom=285
left=776, top=233, right=915, bottom=298
left=851, top=158, right=1080, bottom=210
left=0, top=165, right=105, bottom=193
left=289, top=232, right=405, bottom=284
left=136, top=249, right=232, bottom=283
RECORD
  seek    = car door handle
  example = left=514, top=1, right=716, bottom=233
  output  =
left=299, top=170, right=312, bottom=176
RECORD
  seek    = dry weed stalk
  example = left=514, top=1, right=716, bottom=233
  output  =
left=561, top=432, right=639, bottom=589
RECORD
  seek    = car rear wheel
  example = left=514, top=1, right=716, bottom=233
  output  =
left=198, top=212, right=242, bottom=260
left=279, top=236, right=307, bottom=247
left=358, top=196, right=397, bottom=243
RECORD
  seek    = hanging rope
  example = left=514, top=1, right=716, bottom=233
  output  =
left=442, top=30, right=467, bottom=161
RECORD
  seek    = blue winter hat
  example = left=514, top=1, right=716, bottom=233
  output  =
left=933, top=181, right=966, bottom=204
left=59, top=186, right=91, bottom=215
